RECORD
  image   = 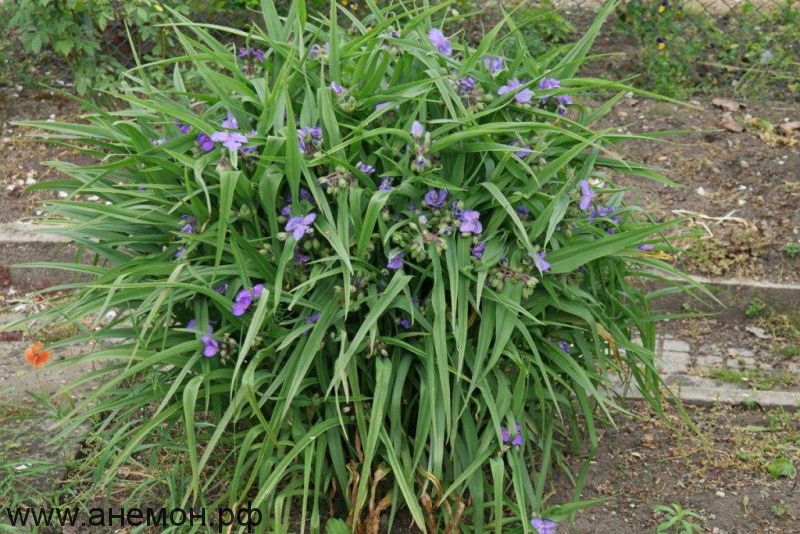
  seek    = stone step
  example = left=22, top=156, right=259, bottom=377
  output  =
left=622, top=332, right=800, bottom=409
left=650, top=274, right=800, bottom=320
left=617, top=378, right=800, bottom=408
left=0, top=222, right=90, bottom=291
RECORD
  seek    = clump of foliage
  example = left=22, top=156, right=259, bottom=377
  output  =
left=616, top=0, right=800, bottom=99
left=454, top=0, right=575, bottom=56
left=653, top=503, right=705, bottom=533
left=3, top=0, right=257, bottom=94
left=18, top=0, right=686, bottom=530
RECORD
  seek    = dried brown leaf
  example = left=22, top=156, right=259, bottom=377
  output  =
left=720, top=112, right=744, bottom=133
left=712, top=98, right=742, bottom=112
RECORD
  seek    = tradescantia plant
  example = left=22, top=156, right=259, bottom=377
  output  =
left=17, top=0, right=694, bottom=531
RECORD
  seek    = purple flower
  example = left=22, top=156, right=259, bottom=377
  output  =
left=411, top=120, right=425, bottom=139
left=285, top=212, right=317, bottom=240
left=308, top=43, right=330, bottom=60
left=330, top=81, right=345, bottom=95
left=196, top=133, right=215, bottom=152
left=174, top=120, right=191, bottom=134
left=231, top=284, right=265, bottom=316
left=510, top=140, right=532, bottom=158
left=280, top=205, right=292, bottom=218
left=471, top=241, right=487, bottom=259
left=418, top=214, right=428, bottom=224
left=201, top=335, right=220, bottom=357
left=533, top=251, right=551, bottom=273
left=175, top=245, right=185, bottom=258
left=399, top=318, right=412, bottom=329
left=379, top=176, right=393, bottom=191
left=232, top=290, right=252, bottom=316
left=252, top=284, right=265, bottom=299
left=295, top=251, right=311, bottom=265
left=578, top=180, right=595, bottom=211
left=538, top=77, right=561, bottom=90
left=306, top=312, right=321, bottom=324
left=588, top=206, right=619, bottom=223
left=423, top=188, right=448, bottom=209
left=356, top=161, right=375, bottom=174
left=297, top=126, right=323, bottom=154
left=299, top=187, right=313, bottom=202
left=555, top=94, right=573, bottom=115
left=428, top=28, right=452, bottom=56
left=456, top=76, right=477, bottom=95
left=221, top=112, right=239, bottom=130
left=387, top=251, right=405, bottom=270
left=498, top=79, right=533, bottom=104
left=375, top=101, right=394, bottom=112
left=180, top=223, right=195, bottom=234
left=638, top=244, right=654, bottom=251
left=556, top=94, right=572, bottom=107
left=238, top=48, right=250, bottom=58
left=501, top=422, right=523, bottom=447
left=211, top=131, right=249, bottom=150
left=214, top=283, right=228, bottom=295
left=516, top=205, right=530, bottom=217
left=483, top=55, right=505, bottom=76
left=252, top=49, right=265, bottom=62
left=531, top=518, right=557, bottom=534
left=459, top=210, right=483, bottom=235
left=558, top=341, right=570, bottom=354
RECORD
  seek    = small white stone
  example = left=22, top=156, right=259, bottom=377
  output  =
left=715, top=490, right=725, bottom=497
left=697, top=186, right=705, bottom=196
left=57, top=190, right=69, bottom=198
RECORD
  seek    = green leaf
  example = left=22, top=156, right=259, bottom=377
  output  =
left=767, top=458, right=796, bottom=479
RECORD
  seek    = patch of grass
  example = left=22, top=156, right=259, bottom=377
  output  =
left=677, top=230, right=767, bottom=278
left=745, top=298, right=767, bottom=318
left=708, top=368, right=797, bottom=390
left=784, top=242, right=800, bottom=259
left=653, top=503, right=704, bottom=533
left=615, top=0, right=800, bottom=99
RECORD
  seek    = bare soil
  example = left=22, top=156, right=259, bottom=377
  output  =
left=598, top=95, right=800, bottom=283
left=0, top=88, right=91, bottom=223
left=555, top=401, right=800, bottom=533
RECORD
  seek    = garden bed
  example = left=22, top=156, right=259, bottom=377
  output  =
left=0, top=88, right=90, bottom=223
left=598, top=95, right=800, bottom=283
left=555, top=401, right=800, bottom=533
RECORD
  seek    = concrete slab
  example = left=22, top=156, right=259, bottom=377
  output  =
left=0, top=222, right=92, bottom=290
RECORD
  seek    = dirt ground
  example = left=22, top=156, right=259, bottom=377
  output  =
left=0, top=88, right=90, bottom=223
left=596, top=95, right=800, bottom=283
left=554, top=401, right=800, bottom=534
